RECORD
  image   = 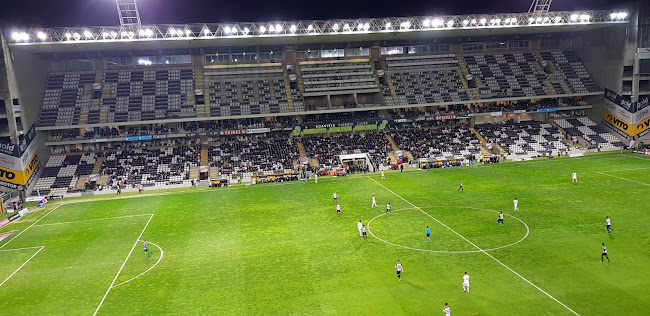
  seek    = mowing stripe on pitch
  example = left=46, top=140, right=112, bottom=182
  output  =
left=93, top=214, right=155, bottom=316
left=366, top=176, right=581, bottom=316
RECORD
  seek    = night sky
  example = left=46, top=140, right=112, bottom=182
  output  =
left=0, top=0, right=632, bottom=28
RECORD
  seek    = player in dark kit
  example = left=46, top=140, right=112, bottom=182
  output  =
left=143, top=240, right=150, bottom=259
left=458, top=181, right=463, bottom=192
left=386, top=203, right=391, bottom=214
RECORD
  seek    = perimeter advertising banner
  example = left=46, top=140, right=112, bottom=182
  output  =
left=603, top=110, right=636, bottom=136
left=636, top=95, right=650, bottom=137
left=603, top=89, right=644, bottom=137
left=0, top=124, right=37, bottom=171
left=0, top=152, right=40, bottom=189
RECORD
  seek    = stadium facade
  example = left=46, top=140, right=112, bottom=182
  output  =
left=0, top=1, right=649, bottom=197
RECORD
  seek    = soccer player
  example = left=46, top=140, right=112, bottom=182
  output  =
left=605, top=216, right=614, bottom=234
left=357, top=220, right=363, bottom=237
left=362, top=225, right=368, bottom=241
left=117, top=183, right=121, bottom=195
left=425, top=226, right=431, bottom=243
left=458, top=181, right=463, bottom=192
left=381, top=170, right=385, bottom=180
left=513, top=198, right=519, bottom=212
left=601, top=243, right=610, bottom=263
left=371, top=195, right=378, bottom=208
left=395, top=260, right=403, bottom=281
left=462, top=272, right=470, bottom=293
left=498, top=211, right=504, bottom=226
left=572, top=171, right=578, bottom=184
left=386, top=203, right=392, bottom=215
left=333, top=192, right=338, bottom=203
left=336, top=203, right=341, bottom=217
left=315, top=173, right=318, bottom=183
left=443, top=303, right=452, bottom=316
left=138, top=184, right=142, bottom=194
left=143, top=240, right=150, bottom=259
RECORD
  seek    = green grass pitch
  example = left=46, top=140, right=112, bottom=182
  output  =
left=1, top=152, right=649, bottom=315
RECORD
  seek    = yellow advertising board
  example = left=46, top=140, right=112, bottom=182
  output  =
left=0, top=152, right=39, bottom=186
left=603, top=110, right=636, bottom=136
left=636, top=116, right=650, bottom=136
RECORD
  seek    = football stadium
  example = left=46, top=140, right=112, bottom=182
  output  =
left=1, top=0, right=650, bottom=314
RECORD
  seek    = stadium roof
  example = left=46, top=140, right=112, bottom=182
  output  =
left=6, top=9, right=628, bottom=53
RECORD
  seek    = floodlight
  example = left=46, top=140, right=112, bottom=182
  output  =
left=243, top=27, right=249, bottom=34
left=423, top=19, right=431, bottom=27
left=73, top=32, right=81, bottom=40
left=570, top=14, right=579, bottom=21
left=11, top=32, right=20, bottom=41
left=333, top=23, right=339, bottom=31
left=447, top=20, right=454, bottom=27
left=275, top=24, right=282, bottom=32
left=470, top=19, right=477, bottom=25
left=169, top=28, right=176, bottom=35
left=489, top=19, right=495, bottom=25
left=138, top=29, right=146, bottom=36
left=224, top=26, right=231, bottom=34
left=463, top=20, right=469, bottom=26
left=357, top=23, right=362, bottom=30
left=102, top=32, right=108, bottom=38
left=307, top=25, right=313, bottom=31
left=364, top=23, right=369, bottom=31
left=185, top=29, right=191, bottom=36
left=385, top=22, right=391, bottom=29
left=203, top=28, right=210, bottom=35
left=121, top=31, right=128, bottom=37
left=536, top=17, right=542, bottom=22
left=543, top=17, right=549, bottom=22
left=619, top=12, right=628, bottom=19
left=128, top=31, right=135, bottom=38
left=65, top=32, right=72, bottom=39
left=495, top=19, right=501, bottom=24
left=290, top=25, right=297, bottom=32
left=479, top=18, right=486, bottom=25
left=433, top=19, right=442, bottom=27
left=260, top=26, right=266, bottom=33
left=144, top=29, right=153, bottom=37
left=555, top=16, right=562, bottom=22
left=269, top=25, right=275, bottom=32
left=344, top=23, right=350, bottom=30
left=580, top=14, right=590, bottom=21
left=110, top=31, right=117, bottom=38
left=529, top=17, right=534, bottom=23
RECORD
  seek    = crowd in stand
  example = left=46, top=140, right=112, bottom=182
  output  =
left=209, top=138, right=299, bottom=174
left=390, top=126, right=481, bottom=161
left=302, top=132, right=391, bottom=167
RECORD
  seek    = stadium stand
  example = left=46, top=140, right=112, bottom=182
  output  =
left=301, top=132, right=391, bottom=167
left=539, top=51, right=601, bottom=94
left=383, top=54, right=469, bottom=105
left=33, top=153, right=98, bottom=195
left=554, top=117, right=625, bottom=150
left=390, top=127, right=482, bottom=161
left=299, top=59, right=379, bottom=97
left=476, top=122, right=569, bottom=156
left=208, top=138, right=299, bottom=177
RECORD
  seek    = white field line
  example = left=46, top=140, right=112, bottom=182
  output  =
left=600, top=167, right=650, bottom=172
left=0, top=246, right=45, bottom=287
left=366, top=176, right=581, bottom=316
left=111, top=240, right=164, bottom=289
left=93, top=214, right=154, bottom=316
left=620, top=153, right=650, bottom=161
left=0, top=246, right=44, bottom=253
left=0, top=204, right=64, bottom=250
left=597, top=172, right=650, bottom=186
left=33, top=214, right=154, bottom=227
left=366, top=206, right=529, bottom=253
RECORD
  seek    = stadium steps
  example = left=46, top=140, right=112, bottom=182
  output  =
left=386, top=135, right=400, bottom=152
left=190, top=168, right=199, bottom=180
left=78, top=110, right=89, bottom=125
left=457, top=57, right=479, bottom=100
left=406, top=152, right=414, bottom=162
left=194, top=68, right=208, bottom=117
left=549, top=119, right=568, bottom=137
left=98, top=175, right=108, bottom=185
left=388, top=153, right=398, bottom=163
left=535, top=52, right=571, bottom=95
left=200, top=148, right=209, bottom=166
left=297, top=142, right=307, bottom=157
left=209, top=166, right=219, bottom=178
left=369, top=60, right=381, bottom=89
left=295, top=64, right=305, bottom=94
left=92, top=157, right=105, bottom=174
left=76, top=177, right=86, bottom=190
left=283, top=66, right=295, bottom=112
left=470, top=128, right=488, bottom=145
left=494, top=144, right=506, bottom=156
left=310, top=158, right=320, bottom=168
left=480, top=146, right=492, bottom=156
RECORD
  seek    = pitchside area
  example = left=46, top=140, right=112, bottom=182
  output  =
left=1, top=153, right=649, bottom=315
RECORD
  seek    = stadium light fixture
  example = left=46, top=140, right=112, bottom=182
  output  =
left=224, top=26, right=231, bottom=34
left=447, top=20, right=454, bottom=27
left=619, top=12, right=628, bottom=19
left=12, top=31, right=29, bottom=41
left=400, top=21, right=410, bottom=29
left=554, top=16, right=562, bottom=23
left=260, top=26, right=266, bottom=33
left=495, top=19, right=501, bottom=25
left=65, top=32, right=71, bottom=40
left=203, top=28, right=210, bottom=36
left=479, top=18, right=487, bottom=25
left=536, top=17, right=542, bottom=22
left=364, top=23, right=370, bottom=31
left=333, top=23, right=339, bottom=31
left=73, top=32, right=81, bottom=40
left=102, top=32, right=109, bottom=39
left=83, top=30, right=93, bottom=38
left=275, top=24, right=282, bottom=32
left=128, top=31, right=135, bottom=38
left=489, top=19, right=495, bottom=25
left=432, top=19, right=441, bottom=27
left=385, top=22, right=391, bottom=29
left=121, top=31, right=128, bottom=37
left=470, top=19, right=477, bottom=25
left=184, top=29, right=191, bottom=36
left=307, top=24, right=313, bottom=32
left=423, top=19, right=431, bottom=27
left=269, top=25, right=275, bottom=32
left=243, top=27, right=249, bottom=34
left=580, top=14, right=590, bottom=21
left=462, top=20, right=469, bottom=26
left=110, top=31, right=117, bottom=38
left=290, top=25, right=297, bottom=33
left=543, top=16, right=549, bottom=23
left=138, top=29, right=146, bottom=36
left=37, top=31, right=47, bottom=40
left=570, top=14, right=579, bottom=21
left=344, top=23, right=350, bottom=30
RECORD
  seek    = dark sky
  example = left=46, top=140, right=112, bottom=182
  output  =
left=0, top=0, right=633, bottom=28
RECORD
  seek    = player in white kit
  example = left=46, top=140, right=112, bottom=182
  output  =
left=462, top=272, right=470, bottom=293
left=395, top=260, right=403, bottom=281
left=336, top=203, right=341, bottom=217
left=498, top=211, right=504, bottom=226
left=357, top=220, right=363, bottom=237
left=371, top=195, right=378, bottom=208
left=572, top=171, right=577, bottom=184
left=601, top=243, right=610, bottom=262
left=605, top=216, right=614, bottom=233
left=513, top=198, right=519, bottom=212
left=333, top=192, right=338, bottom=203
left=443, top=303, right=452, bottom=316
left=381, top=170, right=385, bottom=180
left=386, top=203, right=391, bottom=214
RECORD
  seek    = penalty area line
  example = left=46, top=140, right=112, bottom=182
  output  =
left=93, top=214, right=154, bottom=316
left=111, top=240, right=164, bottom=289
left=365, top=176, right=581, bottom=316
left=0, top=246, right=45, bottom=287
left=597, top=172, right=650, bottom=186
left=0, top=204, right=64, bottom=250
